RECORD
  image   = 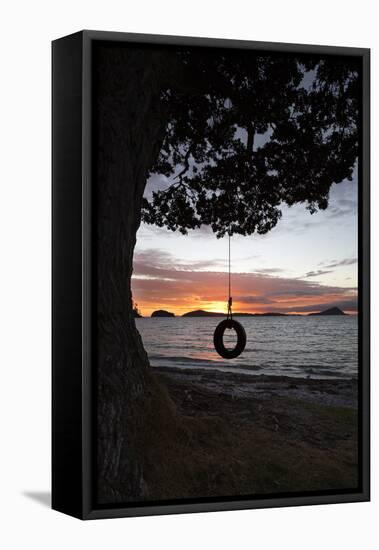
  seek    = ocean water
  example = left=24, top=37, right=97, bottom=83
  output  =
left=135, top=316, right=358, bottom=379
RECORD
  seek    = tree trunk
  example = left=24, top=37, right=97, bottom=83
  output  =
left=94, top=45, right=170, bottom=503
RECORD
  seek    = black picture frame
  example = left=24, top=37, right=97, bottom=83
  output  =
left=52, top=30, right=370, bottom=520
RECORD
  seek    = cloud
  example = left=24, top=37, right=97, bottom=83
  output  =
left=233, top=295, right=276, bottom=305
left=132, top=249, right=358, bottom=315
left=326, top=196, right=357, bottom=219
left=323, top=258, right=357, bottom=269
left=327, top=205, right=355, bottom=219
left=304, top=269, right=333, bottom=278
left=133, top=249, right=226, bottom=273
left=253, top=267, right=285, bottom=274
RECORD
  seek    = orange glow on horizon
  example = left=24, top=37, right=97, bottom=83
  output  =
left=131, top=265, right=357, bottom=318
left=134, top=298, right=358, bottom=318
left=136, top=300, right=228, bottom=318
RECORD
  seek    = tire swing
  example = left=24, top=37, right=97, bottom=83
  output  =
left=213, top=231, right=246, bottom=359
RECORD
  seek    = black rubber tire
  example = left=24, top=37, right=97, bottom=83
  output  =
left=213, top=319, right=247, bottom=359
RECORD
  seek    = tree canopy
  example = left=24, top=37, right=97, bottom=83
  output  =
left=141, top=50, right=360, bottom=237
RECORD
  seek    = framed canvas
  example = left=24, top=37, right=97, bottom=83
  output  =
left=52, top=30, right=370, bottom=519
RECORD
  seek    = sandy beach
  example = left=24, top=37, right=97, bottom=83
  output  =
left=156, top=366, right=358, bottom=408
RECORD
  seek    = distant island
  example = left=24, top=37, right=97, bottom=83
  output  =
left=182, top=309, right=288, bottom=317
left=151, top=309, right=175, bottom=318
left=308, top=307, right=346, bottom=316
left=181, top=307, right=347, bottom=317
left=147, top=306, right=348, bottom=318
left=182, top=310, right=226, bottom=317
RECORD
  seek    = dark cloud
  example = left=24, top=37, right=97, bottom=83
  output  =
left=266, top=285, right=357, bottom=298
left=253, top=267, right=285, bottom=274
left=233, top=295, right=276, bottom=305
left=304, top=269, right=333, bottom=278
left=323, top=258, right=357, bottom=269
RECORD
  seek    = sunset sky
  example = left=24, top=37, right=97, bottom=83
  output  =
left=132, top=170, right=358, bottom=317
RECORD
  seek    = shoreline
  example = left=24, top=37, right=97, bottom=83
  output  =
left=154, top=365, right=358, bottom=409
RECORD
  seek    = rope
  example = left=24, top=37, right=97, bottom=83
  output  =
left=227, top=229, right=233, bottom=321
left=228, top=230, right=231, bottom=300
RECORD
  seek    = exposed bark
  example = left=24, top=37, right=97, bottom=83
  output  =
left=94, top=45, right=170, bottom=503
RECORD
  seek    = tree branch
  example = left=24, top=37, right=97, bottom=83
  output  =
left=174, top=147, right=192, bottom=183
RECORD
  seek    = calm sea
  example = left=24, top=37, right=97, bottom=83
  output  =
left=136, top=316, right=358, bottom=379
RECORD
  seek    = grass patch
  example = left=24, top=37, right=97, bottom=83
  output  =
left=136, top=374, right=359, bottom=501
